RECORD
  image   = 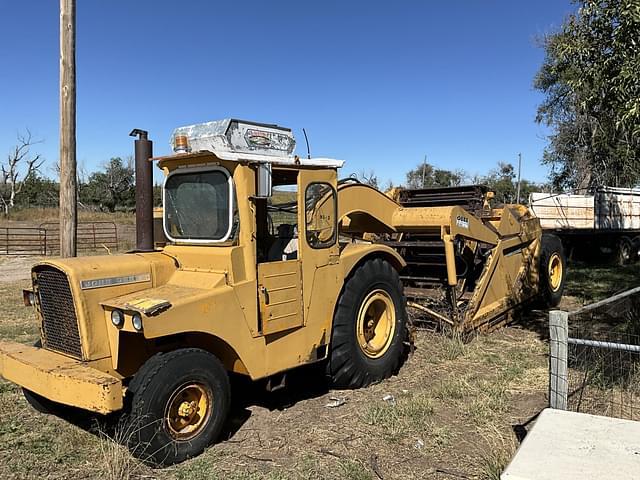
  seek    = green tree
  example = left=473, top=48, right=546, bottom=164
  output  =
left=153, top=183, right=162, bottom=207
left=81, top=157, right=135, bottom=212
left=482, top=162, right=516, bottom=203
left=16, top=173, right=59, bottom=208
left=405, top=163, right=464, bottom=188
left=535, top=0, right=640, bottom=189
left=481, top=162, right=547, bottom=204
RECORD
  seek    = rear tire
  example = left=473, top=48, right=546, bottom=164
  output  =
left=122, top=348, right=230, bottom=466
left=617, top=236, right=635, bottom=265
left=632, top=236, right=640, bottom=264
left=327, top=258, right=408, bottom=388
left=538, top=234, right=566, bottom=307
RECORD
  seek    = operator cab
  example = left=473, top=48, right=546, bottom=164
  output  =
left=153, top=119, right=343, bottom=336
left=154, top=119, right=343, bottom=261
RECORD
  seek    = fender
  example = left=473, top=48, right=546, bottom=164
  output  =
left=340, top=242, right=406, bottom=279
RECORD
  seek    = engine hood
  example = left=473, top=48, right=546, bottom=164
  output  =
left=32, top=252, right=177, bottom=361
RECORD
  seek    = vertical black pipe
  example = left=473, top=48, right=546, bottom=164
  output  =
left=129, top=129, right=154, bottom=251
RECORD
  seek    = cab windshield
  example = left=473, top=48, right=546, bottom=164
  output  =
left=164, top=169, right=232, bottom=242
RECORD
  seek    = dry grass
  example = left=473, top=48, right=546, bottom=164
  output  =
left=478, top=428, right=518, bottom=480
left=0, top=280, right=38, bottom=344
left=96, top=422, right=155, bottom=480
left=1, top=207, right=135, bottom=225
left=363, top=391, right=435, bottom=441
left=5, top=261, right=629, bottom=478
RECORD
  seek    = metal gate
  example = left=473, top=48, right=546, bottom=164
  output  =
left=0, top=222, right=118, bottom=255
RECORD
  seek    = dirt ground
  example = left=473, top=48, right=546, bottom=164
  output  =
left=0, top=259, right=635, bottom=480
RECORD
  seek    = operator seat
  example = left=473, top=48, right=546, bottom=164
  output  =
left=267, top=224, right=298, bottom=261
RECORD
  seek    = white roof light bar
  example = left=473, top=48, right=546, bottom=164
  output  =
left=169, top=118, right=344, bottom=168
left=171, top=119, right=295, bottom=158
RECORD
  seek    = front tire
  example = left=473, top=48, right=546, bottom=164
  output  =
left=23, top=388, right=66, bottom=415
left=327, top=258, right=408, bottom=388
left=122, top=348, right=230, bottom=466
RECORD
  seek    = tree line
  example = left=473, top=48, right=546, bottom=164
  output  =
left=1, top=130, right=547, bottom=217
left=0, top=134, right=142, bottom=216
left=535, top=0, right=640, bottom=190
left=355, top=160, right=546, bottom=205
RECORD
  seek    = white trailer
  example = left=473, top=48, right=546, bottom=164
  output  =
left=529, top=187, right=640, bottom=264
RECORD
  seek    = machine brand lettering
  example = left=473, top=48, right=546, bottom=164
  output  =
left=456, top=215, right=470, bottom=229
left=80, top=273, right=151, bottom=290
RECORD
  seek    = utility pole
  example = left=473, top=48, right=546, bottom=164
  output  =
left=59, top=0, right=77, bottom=257
left=516, top=152, right=522, bottom=204
left=421, top=154, right=427, bottom=188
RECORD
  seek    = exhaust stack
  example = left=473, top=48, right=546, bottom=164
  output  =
left=129, top=129, right=154, bottom=251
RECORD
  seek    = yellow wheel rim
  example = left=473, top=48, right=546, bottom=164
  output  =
left=548, top=253, right=563, bottom=292
left=164, top=383, right=212, bottom=440
left=356, top=289, right=396, bottom=359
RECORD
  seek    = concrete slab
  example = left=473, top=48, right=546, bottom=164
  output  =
left=502, top=408, right=640, bottom=480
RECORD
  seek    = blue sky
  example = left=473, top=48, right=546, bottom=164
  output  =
left=0, top=1, right=574, bottom=186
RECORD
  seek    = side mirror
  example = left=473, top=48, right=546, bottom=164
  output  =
left=256, top=163, right=273, bottom=198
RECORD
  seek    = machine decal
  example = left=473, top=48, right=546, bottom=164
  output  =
left=456, top=215, right=470, bottom=229
left=80, top=273, right=151, bottom=290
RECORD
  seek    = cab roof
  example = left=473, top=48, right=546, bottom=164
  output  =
left=153, top=150, right=344, bottom=169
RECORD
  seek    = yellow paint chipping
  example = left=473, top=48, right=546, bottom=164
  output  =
left=0, top=341, right=122, bottom=414
left=122, top=298, right=172, bottom=315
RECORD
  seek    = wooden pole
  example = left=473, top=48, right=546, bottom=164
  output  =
left=59, top=0, right=77, bottom=257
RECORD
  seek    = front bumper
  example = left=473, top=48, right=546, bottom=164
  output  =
left=0, top=341, right=123, bottom=415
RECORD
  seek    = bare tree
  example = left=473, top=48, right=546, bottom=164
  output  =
left=1, top=130, right=44, bottom=215
left=353, top=169, right=380, bottom=189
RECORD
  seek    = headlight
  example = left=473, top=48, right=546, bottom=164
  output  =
left=23, top=290, right=36, bottom=307
left=111, top=309, right=124, bottom=327
left=132, top=313, right=143, bottom=331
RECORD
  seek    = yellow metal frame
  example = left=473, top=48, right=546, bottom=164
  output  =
left=0, top=149, right=548, bottom=414
left=165, top=382, right=212, bottom=440
left=355, top=289, right=396, bottom=359
left=548, top=253, right=563, bottom=292
left=0, top=341, right=122, bottom=414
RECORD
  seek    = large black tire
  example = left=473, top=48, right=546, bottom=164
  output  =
left=122, top=348, right=230, bottom=466
left=632, top=236, right=640, bottom=264
left=23, top=388, right=65, bottom=415
left=617, top=236, right=635, bottom=265
left=538, top=234, right=566, bottom=307
left=327, top=258, right=408, bottom=388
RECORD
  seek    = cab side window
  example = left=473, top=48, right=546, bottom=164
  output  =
left=305, top=182, right=336, bottom=249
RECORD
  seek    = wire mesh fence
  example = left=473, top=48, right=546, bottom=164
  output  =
left=549, top=287, right=640, bottom=420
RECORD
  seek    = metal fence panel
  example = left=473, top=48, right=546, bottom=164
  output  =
left=0, top=222, right=118, bottom=255
left=0, top=227, right=48, bottom=255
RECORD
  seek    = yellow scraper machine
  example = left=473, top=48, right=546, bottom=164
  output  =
left=0, top=119, right=566, bottom=465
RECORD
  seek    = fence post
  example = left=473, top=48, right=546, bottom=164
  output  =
left=549, top=310, right=569, bottom=410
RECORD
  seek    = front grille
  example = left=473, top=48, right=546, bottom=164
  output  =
left=36, top=267, right=83, bottom=359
